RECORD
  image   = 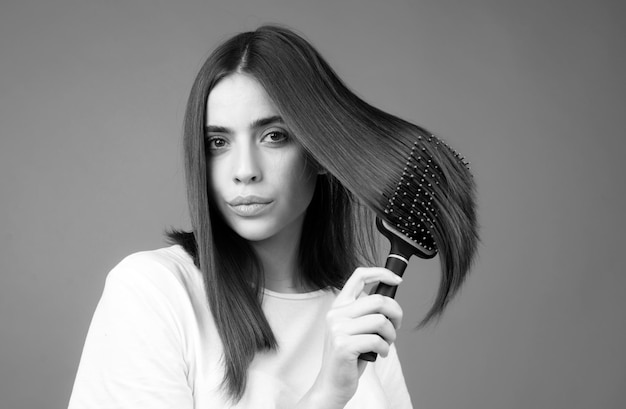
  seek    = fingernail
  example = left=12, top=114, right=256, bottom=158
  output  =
left=393, top=275, right=403, bottom=283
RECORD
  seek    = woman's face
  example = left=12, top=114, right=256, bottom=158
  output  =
left=206, top=73, right=318, bottom=243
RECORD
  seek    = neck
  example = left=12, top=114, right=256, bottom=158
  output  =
left=250, top=215, right=310, bottom=294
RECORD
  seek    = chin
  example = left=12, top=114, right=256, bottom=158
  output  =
left=235, top=230, right=276, bottom=242
left=228, top=220, right=280, bottom=242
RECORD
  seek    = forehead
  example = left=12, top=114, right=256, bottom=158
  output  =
left=207, top=74, right=278, bottom=126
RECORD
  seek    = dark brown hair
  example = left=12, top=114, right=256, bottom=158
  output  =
left=169, top=24, right=478, bottom=402
left=168, top=25, right=376, bottom=401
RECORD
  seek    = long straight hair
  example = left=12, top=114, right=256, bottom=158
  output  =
left=168, top=26, right=377, bottom=401
left=170, top=24, right=478, bottom=402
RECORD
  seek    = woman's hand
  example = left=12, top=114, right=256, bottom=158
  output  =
left=297, top=267, right=404, bottom=409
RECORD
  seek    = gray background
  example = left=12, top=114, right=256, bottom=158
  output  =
left=1, top=0, right=625, bottom=408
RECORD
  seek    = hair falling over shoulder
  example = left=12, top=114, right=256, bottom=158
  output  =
left=169, top=24, right=478, bottom=402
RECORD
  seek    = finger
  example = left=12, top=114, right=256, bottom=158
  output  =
left=346, top=334, right=392, bottom=359
left=340, top=313, right=397, bottom=344
left=335, top=267, right=402, bottom=306
left=334, top=294, right=403, bottom=330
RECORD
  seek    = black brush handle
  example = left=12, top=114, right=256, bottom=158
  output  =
left=358, top=246, right=409, bottom=362
left=373, top=255, right=408, bottom=297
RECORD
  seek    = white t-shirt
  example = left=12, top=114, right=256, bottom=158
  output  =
left=69, top=245, right=413, bottom=408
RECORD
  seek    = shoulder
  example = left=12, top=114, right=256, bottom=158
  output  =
left=113, top=245, right=195, bottom=274
left=107, top=245, right=198, bottom=288
left=102, top=245, right=203, bottom=310
left=90, top=245, right=208, bottom=337
left=70, top=250, right=199, bottom=408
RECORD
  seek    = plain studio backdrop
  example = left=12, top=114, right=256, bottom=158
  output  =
left=1, top=1, right=624, bottom=408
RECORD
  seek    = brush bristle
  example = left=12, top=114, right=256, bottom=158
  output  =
left=384, top=140, right=439, bottom=252
left=383, top=135, right=473, bottom=255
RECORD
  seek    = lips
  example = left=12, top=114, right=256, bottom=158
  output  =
left=227, top=196, right=273, bottom=217
left=228, top=195, right=273, bottom=206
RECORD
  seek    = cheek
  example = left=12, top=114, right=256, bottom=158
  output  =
left=282, top=155, right=317, bottom=202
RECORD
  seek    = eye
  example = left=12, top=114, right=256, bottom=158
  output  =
left=262, top=130, right=289, bottom=144
left=206, top=136, right=228, bottom=151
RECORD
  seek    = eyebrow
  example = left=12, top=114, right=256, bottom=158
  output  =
left=205, top=115, right=284, bottom=134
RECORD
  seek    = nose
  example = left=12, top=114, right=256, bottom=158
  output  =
left=233, top=140, right=262, bottom=184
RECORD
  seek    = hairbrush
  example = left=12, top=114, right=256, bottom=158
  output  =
left=359, top=137, right=475, bottom=362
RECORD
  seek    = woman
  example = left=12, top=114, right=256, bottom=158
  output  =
left=69, top=25, right=476, bottom=408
